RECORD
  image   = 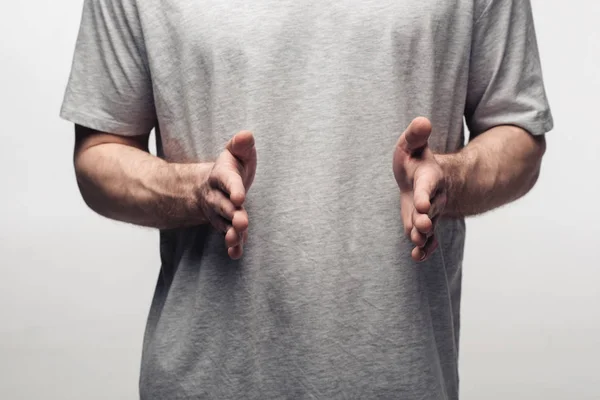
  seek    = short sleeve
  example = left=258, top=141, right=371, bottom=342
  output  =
left=60, top=0, right=156, bottom=136
left=465, top=0, right=554, bottom=138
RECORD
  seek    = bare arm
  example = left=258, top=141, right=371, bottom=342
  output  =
left=73, top=125, right=257, bottom=258
left=73, top=125, right=212, bottom=229
left=394, top=119, right=547, bottom=261
left=437, top=125, right=546, bottom=218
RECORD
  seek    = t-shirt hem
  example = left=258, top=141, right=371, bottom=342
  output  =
left=59, top=106, right=154, bottom=137
left=468, top=109, right=554, bottom=139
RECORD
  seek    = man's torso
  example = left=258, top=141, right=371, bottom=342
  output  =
left=137, top=1, right=473, bottom=398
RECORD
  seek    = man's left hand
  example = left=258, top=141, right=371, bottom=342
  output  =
left=393, top=117, right=448, bottom=262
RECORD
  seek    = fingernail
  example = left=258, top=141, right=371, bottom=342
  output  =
left=419, top=251, right=427, bottom=261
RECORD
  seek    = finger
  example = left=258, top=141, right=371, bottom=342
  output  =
left=401, top=194, right=414, bottom=236
left=209, top=214, right=231, bottom=234
left=413, top=168, right=442, bottom=215
left=411, top=226, right=428, bottom=247
left=206, top=189, right=238, bottom=221
left=225, top=209, right=248, bottom=248
left=423, top=236, right=439, bottom=257
left=210, top=167, right=246, bottom=207
left=228, top=245, right=243, bottom=260
left=226, top=131, right=256, bottom=163
left=411, top=236, right=439, bottom=262
left=412, top=210, right=434, bottom=235
left=231, top=208, right=249, bottom=233
left=397, top=117, right=432, bottom=155
left=412, top=246, right=426, bottom=262
left=225, top=227, right=244, bottom=248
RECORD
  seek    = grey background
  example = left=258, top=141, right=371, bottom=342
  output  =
left=0, top=0, right=598, bottom=399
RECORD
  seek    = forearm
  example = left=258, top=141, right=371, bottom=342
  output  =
left=75, top=143, right=213, bottom=229
left=436, top=125, right=546, bottom=217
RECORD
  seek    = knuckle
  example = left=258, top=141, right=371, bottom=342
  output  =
left=208, top=166, right=220, bottom=181
left=206, top=190, right=218, bottom=206
left=221, top=200, right=230, bottom=213
left=208, top=175, right=221, bottom=190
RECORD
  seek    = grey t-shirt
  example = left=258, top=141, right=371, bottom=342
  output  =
left=61, top=0, right=553, bottom=399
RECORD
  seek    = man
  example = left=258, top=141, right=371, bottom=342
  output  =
left=61, top=0, right=552, bottom=398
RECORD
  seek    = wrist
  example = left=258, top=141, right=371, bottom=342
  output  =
left=434, top=153, right=467, bottom=217
left=160, top=162, right=214, bottom=228
left=171, top=162, right=212, bottom=196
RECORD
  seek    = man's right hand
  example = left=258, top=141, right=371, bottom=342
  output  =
left=73, top=126, right=257, bottom=257
left=199, top=131, right=257, bottom=260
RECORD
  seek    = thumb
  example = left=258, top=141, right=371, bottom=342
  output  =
left=397, top=117, right=432, bottom=155
left=226, top=131, right=256, bottom=162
